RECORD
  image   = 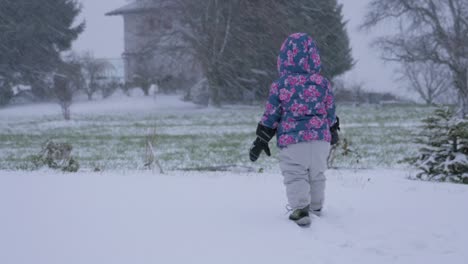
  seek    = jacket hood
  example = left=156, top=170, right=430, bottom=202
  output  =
left=277, top=33, right=322, bottom=77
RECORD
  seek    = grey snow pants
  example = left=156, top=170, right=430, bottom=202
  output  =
left=279, top=141, right=330, bottom=211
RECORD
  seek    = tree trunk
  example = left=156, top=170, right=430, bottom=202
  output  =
left=142, top=86, right=150, bottom=96
left=207, top=75, right=220, bottom=107
left=61, top=103, right=71, bottom=121
left=205, top=65, right=221, bottom=107
left=454, top=69, right=468, bottom=118
left=458, top=96, right=468, bottom=118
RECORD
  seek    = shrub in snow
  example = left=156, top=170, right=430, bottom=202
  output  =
left=328, top=138, right=361, bottom=168
left=144, top=129, right=164, bottom=174
left=101, top=79, right=122, bottom=99
left=408, top=107, right=468, bottom=184
left=186, top=78, right=209, bottom=106
left=33, top=140, right=80, bottom=172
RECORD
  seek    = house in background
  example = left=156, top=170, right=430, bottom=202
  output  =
left=106, top=0, right=200, bottom=92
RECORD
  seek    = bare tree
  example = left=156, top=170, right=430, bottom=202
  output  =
left=170, top=0, right=239, bottom=106
left=53, top=73, right=73, bottom=120
left=361, top=0, right=468, bottom=116
left=78, top=52, right=113, bottom=100
left=145, top=0, right=278, bottom=105
left=398, top=62, right=452, bottom=104
left=134, top=0, right=353, bottom=105
left=349, top=81, right=367, bottom=104
left=52, top=59, right=83, bottom=120
left=165, top=0, right=288, bottom=105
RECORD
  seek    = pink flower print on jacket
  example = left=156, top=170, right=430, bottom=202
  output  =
left=282, top=118, right=298, bottom=132
left=278, top=134, right=296, bottom=146
left=311, top=49, right=321, bottom=67
left=278, top=33, right=322, bottom=76
left=306, top=116, right=324, bottom=130
left=299, top=57, right=310, bottom=73
left=301, top=85, right=321, bottom=102
left=279, top=88, right=295, bottom=103
left=290, top=101, right=308, bottom=117
left=325, top=94, right=334, bottom=108
left=310, top=74, right=324, bottom=85
left=292, top=45, right=299, bottom=56
left=290, top=33, right=303, bottom=39
left=299, top=130, right=319, bottom=141
left=323, top=129, right=332, bottom=142
left=315, top=102, right=327, bottom=116
left=298, top=76, right=307, bottom=86
left=285, top=50, right=295, bottom=67
left=270, top=82, right=279, bottom=96
left=260, top=33, right=336, bottom=147
left=287, top=76, right=298, bottom=87
left=265, top=102, right=277, bottom=115
left=302, top=40, right=310, bottom=53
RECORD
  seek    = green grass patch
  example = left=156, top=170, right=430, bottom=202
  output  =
left=0, top=104, right=435, bottom=171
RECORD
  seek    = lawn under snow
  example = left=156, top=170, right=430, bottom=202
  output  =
left=0, top=93, right=465, bottom=263
left=1, top=169, right=467, bottom=264
left=0, top=93, right=435, bottom=171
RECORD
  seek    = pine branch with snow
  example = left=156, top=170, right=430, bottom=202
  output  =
left=409, top=107, right=468, bottom=184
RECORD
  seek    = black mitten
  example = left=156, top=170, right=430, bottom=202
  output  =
left=330, top=116, right=340, bottom=145
left=249, top=124, right=276, bottom=162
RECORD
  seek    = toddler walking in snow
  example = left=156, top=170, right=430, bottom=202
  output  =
left=249, top=33, right=339, bottom=227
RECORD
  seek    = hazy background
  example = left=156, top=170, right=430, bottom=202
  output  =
left=72, top=0, right=399, bottom=97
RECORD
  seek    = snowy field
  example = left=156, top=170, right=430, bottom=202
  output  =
left=1, top=169, right=467, bottom=264
left=0, top=95, right=467, bottom=263
left=0, top=94, right=434, bottom=171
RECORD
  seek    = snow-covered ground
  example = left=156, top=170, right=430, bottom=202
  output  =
left=0, top=93, right=201, bottom=119
left=0, top=169, right=467, bottom=264
left=0, top=94, right=434, bottom=170
left=0, top=94, right=465, bottom=263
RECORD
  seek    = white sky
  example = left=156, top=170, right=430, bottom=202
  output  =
left=72, top=0, right=127, bottom=59
left=72, top=0, right=402, bottom=96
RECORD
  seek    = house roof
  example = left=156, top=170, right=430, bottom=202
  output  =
left=106, top=1, right=160, bottom=16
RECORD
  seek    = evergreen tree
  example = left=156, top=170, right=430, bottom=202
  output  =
left=0, top=0, right=84, bottom=104
left=219, top=0, right=354, bottom=102
left=171, top=0, right=353, bottom=104
left=282, top=0, right=354, bottom=79
left=409, top=108, right=468, bottom=184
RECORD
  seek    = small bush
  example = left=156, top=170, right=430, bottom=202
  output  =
left=33, top=140, right=80, bottom=172
left=408, top=107, right=468, bottom=184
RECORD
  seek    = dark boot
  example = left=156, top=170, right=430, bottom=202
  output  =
left=289, top=205, right=311, bottom=227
